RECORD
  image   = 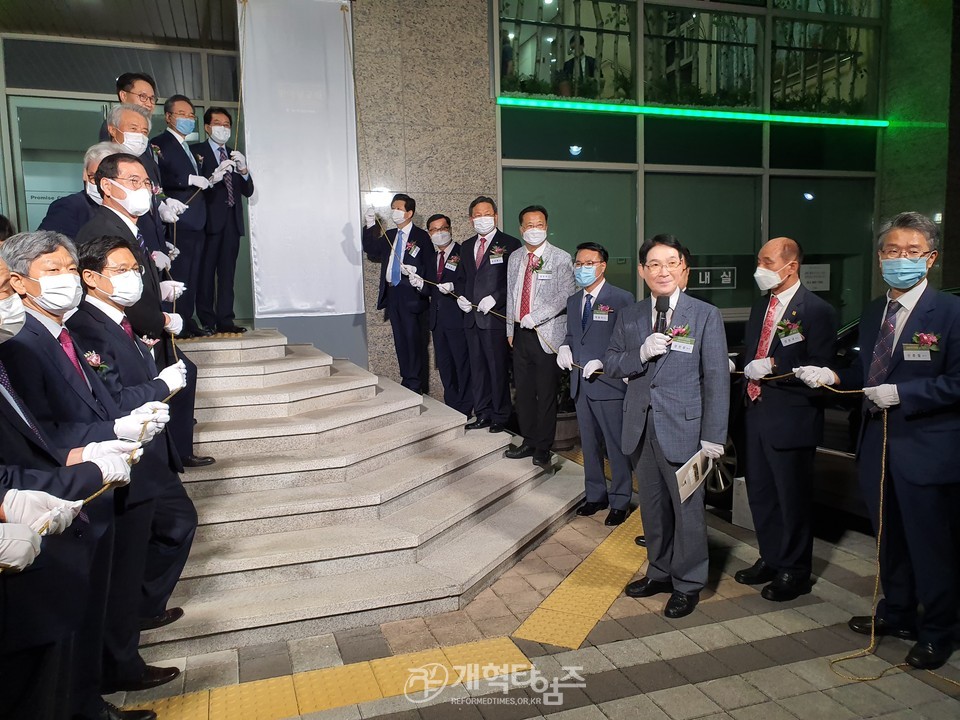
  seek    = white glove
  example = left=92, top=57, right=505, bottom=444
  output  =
left=114, top=407, right=169, bottom=443
left=400, top=263, right=417, bottom=277
left=92, top=455, right=132, bottom=486
left=639, top=332, right=671, bottom=362
left=364, top=207, right=377, bottom=229
left=230, top=150, right=247, bottom=173
left=159, top=281, right=186, bottom=302
left=209, top=159, right=234, bottom=185
left=188, top=175, right=210, bottom=190
left=728, top=358, right=736, bottom=373
left=157, top=360, right=187, bottom=393
left=408, top=273, right=424, bottom=290
left=582, top=359, right=603, bottom=378
left=477, top=296, right=496, bottom=314
left=556, top=345, right=574, bottom=370
left=864, top=384, right=900, bottom=409
left=158, top=198, right=188, bottom=223
left=0, top=524, right=41, bottom=571
left=164, top=313, right=183, bottom=336
left=457, top=296, right=473, bottom=314
left=793, top=366, right=837, bottom=389
left=151, top=251, right=171, bottom=271
left=743, top=358, right=774, bottom=381
left=437, top=282, right=454, bottom=295
left=130, top=401, right=169, bottom=416
left=165, top=242, right=180, bottom=261
left=700, top=440, right=725, bottom=459
left=1, top=488, right=82, bottom=535
left=519, top=314, right=536, bottom=330
left=81, top=439, right=142, bottom=462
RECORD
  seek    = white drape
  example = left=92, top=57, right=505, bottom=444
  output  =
left=239, top=0, right=364, bottom=317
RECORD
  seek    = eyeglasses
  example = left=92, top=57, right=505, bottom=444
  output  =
left=521, top=224, right=546, bottom=231
left=573, top=260, right=604, bottom=268
left=172, top=111, right=196, bottom=120
left=102, top=264, right=144, bottom=276
left=430, top=228, right=451, bottom=233
left=125, top=91, right=156, bottom=105
left=113, top=176, right=154, bottom=191
left=644, top=260, right=683, bottom=272
left=880, top=248, right=934, bottom=260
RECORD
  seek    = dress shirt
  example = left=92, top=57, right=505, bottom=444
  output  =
left=648, top=286, right=682, bottom=330
left=765, top=278, right=802, bottom=328
left=386, top=222, right=413, bottom=286
left=166, top=127, right=198, bottom=171
left=513, top=242, right=548, bottom=319
left=582, top=279, right=605, bottom=315
left=885, top=278, right=928, bottom=349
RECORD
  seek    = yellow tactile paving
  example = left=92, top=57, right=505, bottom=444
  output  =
left=441, top=637, right=532, bottom=685
left=208, top=675, right=299, bottom=720
left=293, top=661, right=382, bottom=714
left=369, top=648, right=458, bottom=697
left=511, top=606, right=601, bottom=650
left=128, top=690, right=210, bottom=720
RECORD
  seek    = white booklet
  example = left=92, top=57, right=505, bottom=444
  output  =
left=676, top=450, right=714, bottom=503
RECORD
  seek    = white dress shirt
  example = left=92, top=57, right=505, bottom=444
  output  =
left=582, top=278, right=605, bottom=315
left=886, top=278, right=928, bottom=350
left=649, top=286, right=682, bottom=330
left=513, top=242, right=548, bottom=319
left=765, top=278, right=802, bottom=328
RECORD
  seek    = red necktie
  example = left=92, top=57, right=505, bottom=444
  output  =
left=58, top=328, right=86, bottom=382
left=747, top=295, right=778, bottom=401
left=475, top=237, right=486, bottom=268
left=437, top=250, right=445, bottom=281
left=519, top=252, right=536, bottom=320
left=120, top=317, right=136, bottom=342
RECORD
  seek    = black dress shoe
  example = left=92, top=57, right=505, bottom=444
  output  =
left=734, top=558, right=778, bottom=585
left=576, top=500, right=609, bottom=517
left=504, top=443, right=534, bottom=459
left=761, top=571, right=812, bottom=602
left=177, top=330, right=198, bottom=340
left=605, top=508, right=629, bottom=526
left=906, top=640, right=953, bottom=670
left=625, top=576, right=673, bottom=598
left=100, top=701, right=157, bottom=720
left=532, top=452, right=552, bottom=468
left=198, top=326, right=215, bottom=336
left=664, top=590, right=700, bottom=619
left=218, top=325, right=247, bottom=334
left=182, top=454, right=216, bottom=467
left=103, top=665, right=180, bottom=693
left=466, top=418, right=491, bottom=430
left=140, top=606, right=184, bottom=631
left=848, top=615, right=917, bottom=640
left=489, top=423, right=506, bottom=433
left=635, top=535, right=646, bottom=547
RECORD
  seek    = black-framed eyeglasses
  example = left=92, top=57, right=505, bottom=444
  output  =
left=880, top=248, right=935, bottom=260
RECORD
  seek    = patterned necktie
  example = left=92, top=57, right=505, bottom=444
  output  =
left=389, top=231, right=403, bottom=286
left=57, top=327, right=86, bottom=382
left=135, top=229, right=147, bottom=255
left=582, top=293, right=592, bottom=331
left=0, top=359, right=47, bottom=447
left=519, top=252, right=536, bottom=320
left=867, top=300, right=901, bottom=386
left=747, top=294, right=779, bottom=401
left=120, top=317, right=136, bottom=342
left=218, top=146, right=235, bottom=207
left=475, top=237, right=486, bottom=268
left=437, top=250, right=445, bottom=281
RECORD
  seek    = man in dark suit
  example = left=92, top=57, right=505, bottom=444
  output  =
left=557, top=242, right=635, bottom=526
left=408, top=214, right=471, bottom=415
left=97, top=72, right=158, bottom=143
left=362, top=193, right=431, bottom=392
left=796, top=212, right=960, bottom=670
left=455, top=196, right=521, bottom=431
left=563, top=35, right=597, bottom=82
left=734, top=237, right=837, bottom=602
left=192, top=107, right=254, bottom=335
left=39, top=142, right=123, bottom=240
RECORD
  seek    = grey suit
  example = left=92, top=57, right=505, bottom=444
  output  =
left=564, top=281, right=636, bottom=510
left=605, top=291, right=729, bottom=593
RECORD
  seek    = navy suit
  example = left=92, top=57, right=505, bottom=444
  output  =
left=362, top=223, right=432, bottom=392
left=191, top=140, right=253, bottom=330
left=422, top=243, right=471, bottom=415
left=563, top=282, right=635, bottom=511
left=738, top=283, right=837, bottom=577
left=838, top=284, right=960, bottom=646
left=38, top=190, right=97, bottom=240
left=455, top=230, right=522, bottom=423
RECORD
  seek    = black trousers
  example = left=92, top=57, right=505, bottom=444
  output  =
left=512, top=325, right=559, bottom=454
left=197, top=212, right=241, bottom=330
left=466, top=325, right=511, bottom=424
left=433, top=325, right=472, bottom=415
left=142, top=478, right=198, bottom=618
left=168, top=226, right=206, bottom=332
left=386, top=295, right=427, bottom=393
left=0, top=638, right=72, bottom=720
left=167, top=351, right=198, bottom=459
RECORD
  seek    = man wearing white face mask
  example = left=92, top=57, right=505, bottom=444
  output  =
left=732, top=237, right=837, bottom=603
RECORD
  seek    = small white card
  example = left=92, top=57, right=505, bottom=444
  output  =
left=780, top=333, right=804, bottom=347
left=445, top=262, right=458, bottom=271
left=537, top=270, right=552, bottom=280
left=671, top=337, right=695, bottom=353
left=489, top=256, right=504, bottom=265
left=592, top=313, right=609, bottom=322
left=903, top=344, right=931, bottom=361
left=407, top=245, right=420, bottom=258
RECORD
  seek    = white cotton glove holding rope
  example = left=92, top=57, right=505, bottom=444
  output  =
left=477, top=296, right=496, bottom=314
left=437, top=282, right=454, bottom=295
left=188, top=175, right=210, bottom=190
left=364, top=207, right=377, bottom=229
left=82, top=440, right=142, bottom=463
left=408, top=273, right=424, bottom=291
left=164, top=313, right=183, bottom=336
left=156, top=360, right=187, bottom=393
left=728, top=358, right=736, bottom=373
left=92, top=455, right=132, bottom=486
left=582, top=359, right=603, bottom=378
left=158, top=198, right=188, bottom=224
left=457, top=296, right=473, bottom=314
left=0, top=524, right=41, bottom=571
left=165, top=242, right=180, bottom=262
left=159, top=281, right=185, bottom=302
left=793, top=366, right=837, bottom=389
left=556, top=345, right=573, bottom=371
left=519, top=314, right=536, bottom=330
left=639, top=333, right=671, bottom=363
left=230, top=150, right=247, bottom=173
left=864, top=384, right=899, bottom=409
left=743, top=358, right=773, bottom=381
left=400, top=264, right=417, bottom=277
left=151, top=251, right=171, bottom=271
left=1, top=488, right=82, bottom=535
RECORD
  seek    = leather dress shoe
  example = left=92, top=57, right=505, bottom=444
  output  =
left=906, top=640, right=954, bottom=670
left=182, top=454, right=216, bottom=468
left=761, top=571, right=812, bottom=602
left=625, top=576, right=673, bottom=598
left=664, top=590, right=699, bottom=619
left=103, top=665, right=180, bottom=693
left=466, top=418, right=491, bottom=430
left=197, top=326, right=215, bottom=336
left=218, top=324, right=248, bottom=334
left=635, top=535, right=646, bottom=547
left=576, top=500, right=608, bottom=517
left=605, top=508, right=629, bottom=526
left=532, top=452, right=552, bottom=468
left=505, top=443, right=534, bottom=459
left=140, top=606, right=184, bottom=631
left=101, top=701, right=157, bottom=720
left=177, top=330, right=198, bottom=340
left=848, top=615, right=917, bottom=641
left=489, top=423, right=506, bottom=433
left=734, top=558, right=778, bottom=585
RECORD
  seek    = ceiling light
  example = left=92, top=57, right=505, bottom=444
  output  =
left=569, top=145, right=583, bottom=156
left=803, top=192, right=815, bottom=201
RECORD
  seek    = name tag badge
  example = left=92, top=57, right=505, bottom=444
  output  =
left=592, top=313, right=609, bottom=322
left=671, top=337, right=695, bottom=354
left=445, top=262, right=458, bottom=271
left=537, top=270, right=552, bottom=280
left=407, top=245, right=420, bottom=258
left=902, top=343, right=931, bottom=361
left=489, top=256, right=504, bottom=265
left=780, top=333, right=804, bottom=347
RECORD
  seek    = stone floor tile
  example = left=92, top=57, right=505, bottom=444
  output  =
left=578, top=669, right=639, bottom=705
left=529, top=654, right=565, bottom=680
left=598, top=694, right=672, bottom=720
left=682, top=624, right=743, bottom=653
left=420, top=698, right=483, bottom=718
left=696, top=676, right=767, bottom=711
left=475, top=615, right=522, bottom=639
left=337, top=633, right=393, bottom=664
left=475, top=687, right=542, bottom=719
left=424, top=609, right=478, bottom=629
left=915, top=698, right=960, bottom=719
left=289, top=633, right=342, bottom=673
left=728, top=594, right=779, bottom=616
left=239, top=649, right=293, bottom=683
left=728, top=700, right=798, bottom=720
left=749, top=635, right=819, bottom=664
left=742, top=665, right=817, bottom=700
left=620, top=661, right=687, bottom=693
left=585, top=620, right=632, bottom=647
left=386, top=629, right=442, bottom=654
left=185, top=648, right=239, bottom=669
left=551, top=646, right=616, bottom=675
left=465, top=593, right=515, bottom=621
left=514, top=556, right=557, bottom=577
left=499, top=590, right=545, bottom=615
left=783, top=658, right=854, bottom=690
left=708, top=645, right=776, bottom=675
left=791, top=627, right=859, bottom=656
left=697, top=600, right=752, bottom=623
left=824, top=682, right=905, bottom=716
left=524, top=571, right=566, bottom=593
left=430, top=622, right=484, bottom=647
left=642, top=630, right=704, bottom=661
left=605, top=596, right=648, bottom=620
left=492, top=575, right=537, bottom=596
left=776, top=690, right=857, bottom=719
left=300, top=705, right=362, bottom=720
left=668, top=653, right=734, bottom=685
left=617, top=612, right=671, bottom=638
left=594, top=638, right=658, bottom=669
left=871, top=671, right=951, bottom=707
left=647, top=684, right=722, bottom=720
left=532, top=687, right=593, bottom=715
left=825, top=651, right=894, bottom=680
left=543, top=554, right=583, bottom=574
left=513, top=638, right=546, bottom=657
left=541, top=706, right=606, bottom=719
left=381, top=617, right=431, bottom=637
left=238, top=640, right=288, bottom=662
left=536, top=540, right=575, bottom=559
left=760, top=609, right=822, bottom=635
left=183, top=660, right=239, bottom=693
left=720, top=616, right=782, bottom=643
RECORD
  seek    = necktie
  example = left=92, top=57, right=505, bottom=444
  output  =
left=866, top=300, right=901, bottom=386
left=120, top=317, right=136, bottom=341
left=183, top=141, right=198, bottom=172
left=58, top=327, right=86, bottom=382
left=135, top=229, right=147, bottom=255
left=437, top=250, right=445, bottom=281
left=0, top=360, right=47, bottom=447
left=218, top=146, right=235, bottom=207
left=747, top=295, right=779, bottom=401
left=519, top=252, right=536, bottom=320
left=389, top=230, right=403, bottom=286
left=582, top=293, right=592, bottom=331
left=475, top=237, right=486, bottom=268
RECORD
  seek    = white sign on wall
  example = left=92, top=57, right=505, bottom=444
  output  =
left=800, top=264, right=831, bottom=292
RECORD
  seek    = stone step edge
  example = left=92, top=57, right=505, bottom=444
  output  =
left=196, top=345, right=333, bottom=379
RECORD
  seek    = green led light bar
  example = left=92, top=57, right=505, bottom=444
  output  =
left=497, top=96, right=890, bottom=128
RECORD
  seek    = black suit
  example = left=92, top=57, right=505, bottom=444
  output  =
left=191, top=140, right=254, bottom=330
left=738, top=283, right=837, bottom=576
left=455, top=230, right=522, bottom=424
left=422, top=243, right=471, bottom=415
left=38, top=190, right=97, bottom=240
left=362, top=223, right=432, bottom=392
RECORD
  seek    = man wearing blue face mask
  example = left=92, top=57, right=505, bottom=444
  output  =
left=795, top=211, right=960, bottom=671
left=557, top=242, right=635, bottom=525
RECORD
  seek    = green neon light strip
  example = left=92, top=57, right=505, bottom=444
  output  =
left=497, top=96, right=890, bottom=128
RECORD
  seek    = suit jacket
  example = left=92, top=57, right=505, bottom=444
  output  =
left=564, top=282, right=635, bottom=401
left=191, top=141, right=254, bottom=234
left=38, top=190, right=98, bottom=240
left=604, top=292, right=730, bottom=462
left=422, top=242, right=467, bottom=331
left=149, top=130, right=207, bottom=231
left=506, top=243, right=576, bottom=354
left=739, top=283, right=838, bottom=449
left=563, top=55, right=597, bottom=79
left=362, top=223, right=431, bottom=312
left=838, top=285, right=960, bottom=486
left=456, top=230, right=522, bottom=331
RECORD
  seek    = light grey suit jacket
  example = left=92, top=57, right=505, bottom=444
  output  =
left=506, top=242, right=576, bottom=354
left=604, top=291, right=730, bottom=463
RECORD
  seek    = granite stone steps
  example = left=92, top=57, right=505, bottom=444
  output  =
left=195, top=344, right=332, bottom=392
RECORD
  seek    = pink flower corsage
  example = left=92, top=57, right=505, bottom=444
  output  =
left=668, top=324, right=690, bottom=338
left=446, top=255, right=460, bottom=267
left=490, top=245, right=507, bottom=256
left=405, top=240, right=418, bottom=253
left=776, top=319, right=803, bottom=337
left=83, top=351, right=109, bottom=373
left=594, top=304, right=613, bottom=314
left=913, top=332, right=941, bottom=351
left=140, top=336, right=161, bottom=348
